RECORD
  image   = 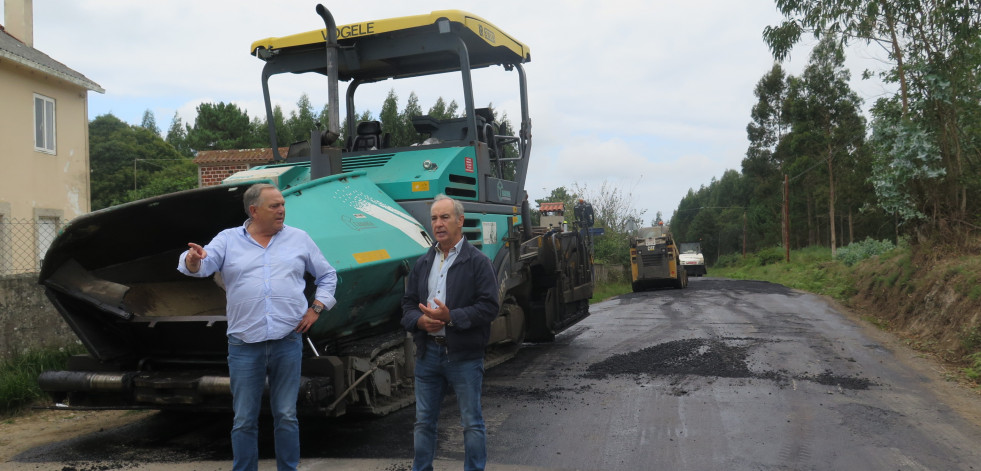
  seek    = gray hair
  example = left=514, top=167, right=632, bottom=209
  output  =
left=434, top=194, right=464, bottom=218
left=243, top=183, right=277, bottom=216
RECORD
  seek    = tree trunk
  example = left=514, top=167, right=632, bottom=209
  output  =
left=884, top=5, right=909, bottom=118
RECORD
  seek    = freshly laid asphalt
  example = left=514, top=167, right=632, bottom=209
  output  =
left=7, top=277, right=981, bottom=470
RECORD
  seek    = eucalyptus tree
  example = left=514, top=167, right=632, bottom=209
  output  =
left=744, top=64, right=791, bottom=248
left=765, top=0, right=981, bottom=232
left=784, top=36, right=865, bottom=257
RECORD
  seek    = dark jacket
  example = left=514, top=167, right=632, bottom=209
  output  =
left=401, top=238, right=499, bottom=361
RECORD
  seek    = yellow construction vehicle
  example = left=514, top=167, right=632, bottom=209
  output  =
left=629, top=226, right=688, bottom=292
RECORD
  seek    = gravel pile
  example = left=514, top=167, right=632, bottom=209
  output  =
left=584, top=338, right=753, bottom=379
left=584, top=338, right=874, bottom=390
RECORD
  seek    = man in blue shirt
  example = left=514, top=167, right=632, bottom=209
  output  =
left=401, top=194, right=499, bottom=471
left=178, top=183, right=336, bottom=471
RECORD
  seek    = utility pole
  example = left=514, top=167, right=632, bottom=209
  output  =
left=742, top=209, right=747, bottom=258
left=783, top=174, right=790, bottom=263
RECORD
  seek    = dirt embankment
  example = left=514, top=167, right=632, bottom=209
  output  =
left=849, top=241, right=981, bottom=368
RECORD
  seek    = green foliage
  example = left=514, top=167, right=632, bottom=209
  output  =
left=964, top=352, right=981, bottom=383
left=673, top=31, right=899, bottom=265
left=962, top=326, right=981, bottom=352
left=125, top=158, right=199, bottom=202
left=862, top=315, right=890, bottom=331
left=836, top=238, right=896, bottom=266
left=165, top=111, right=192, bottom=157
left=765, top=0, right=981, bottom=233
left=89, top=114, right=192, bottom=209
left=535, top=187, right=578, bottom=219
left=713, top=245, right=856, bottom=301
left=396, top=92, right=424, bottom=146
left=140, top=109, right=160, bottom=136
left=590, top=280, right=631, bottom=304
left=593, top=231, right=630, bottom=267
left=378, top=89, right=401, bottom=145
left=375, top=89, right=460, bottom=148
left=430, top=97, right=459, bottom=119
left=535, top=182, right=641, bottom=269
left=715, top=253, right=743, bottom=268
left=287, top=93, right=318, bottom=144
left=755, top=246, right=785, bottom=266
left=0, top=347, right=80, bottom=416
left=895, top=252, right=913, bottom=289
left=185, top=102, right=264, bottom=151
left=266, top=105, right=291, bottom=148
left=968, top=284, right=981, bottom=301
left=868, top=103, right=944, bottom=224
left=572, top=180, right=645, bottom=234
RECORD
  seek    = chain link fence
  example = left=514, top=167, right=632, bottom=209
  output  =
left=0, top=218, right=66, bottom=278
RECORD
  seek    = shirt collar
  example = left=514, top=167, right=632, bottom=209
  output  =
left=433, top=237, right=465, bottom=255
left=241, top=218, right=287, bottom=237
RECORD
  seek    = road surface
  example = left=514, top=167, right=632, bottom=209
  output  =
left=5, top=278, right=981, bottom=470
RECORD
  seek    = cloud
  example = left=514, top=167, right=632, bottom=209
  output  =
left=24, top=0, right=895, bottom=219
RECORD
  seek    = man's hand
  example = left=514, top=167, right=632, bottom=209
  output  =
left=419, top=298, right=450, bottom=323
left=185, top=242, right=206, bottom=273
left=296, top=307, right=319, bottom=333
left=416, top=314, right=445, bottom=333
left=416, top=299, right=449, bottom=333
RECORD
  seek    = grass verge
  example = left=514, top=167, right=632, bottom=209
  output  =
left=711, top=245, right=857, bottom=301
left=591, top=280, right=631, bottom=303
left=1, top=346, right=82, bottom=418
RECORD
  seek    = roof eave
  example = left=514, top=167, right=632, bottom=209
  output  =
left=0, top=49, right=105, bottom=94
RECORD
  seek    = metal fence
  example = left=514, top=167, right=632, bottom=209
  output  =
left=0, top=218, right=66, bottom=277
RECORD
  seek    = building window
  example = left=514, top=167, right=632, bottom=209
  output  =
left=34, top=94, right=57, bottom=154
left=34, top=210, right=63, bottom=271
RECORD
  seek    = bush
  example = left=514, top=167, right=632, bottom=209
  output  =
left=836, top=237, right=897, bottom=266
left=964, top=352, right=981, bottom=383
left=593, top=232, right=630, bottom=267
left=962, top=326, right=981, bottom=352
left=756, top=246, right=785, bottom=266
left=714, top=253, right=742, bottom=268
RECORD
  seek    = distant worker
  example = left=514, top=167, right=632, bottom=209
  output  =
left=401, top=194, right=500, bottom=471
left=177, top=183, right=337, bottom=471
left=574, top=198, right=594, bottom=228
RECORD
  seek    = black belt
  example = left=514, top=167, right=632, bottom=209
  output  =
left=429, top=335, right=447, bottom=346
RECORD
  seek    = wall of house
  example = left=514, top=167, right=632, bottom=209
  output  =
left=0, top=61, right=91, bottom=221
left=0, top=61, right=91, bottom=272
left=199, top=163, right=252, bottom=187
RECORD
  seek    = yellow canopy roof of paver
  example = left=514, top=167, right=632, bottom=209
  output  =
left=250, top=10, right=530, bottom=81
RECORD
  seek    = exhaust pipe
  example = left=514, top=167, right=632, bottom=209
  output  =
left=316, top=4, right=340, bottom=145
left=38, top=371, right=133, bottom=392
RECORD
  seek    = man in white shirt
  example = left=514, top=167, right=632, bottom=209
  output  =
left=178, top=183, right=336, bottom=471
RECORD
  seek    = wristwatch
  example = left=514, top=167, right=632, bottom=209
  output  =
left=311, top=303, right=324, bottom=314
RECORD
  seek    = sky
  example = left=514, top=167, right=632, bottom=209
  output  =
left=13, top=0, right=896, bottom=225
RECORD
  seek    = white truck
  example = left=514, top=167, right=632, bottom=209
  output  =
left=679, top=242, right=707, bottom=277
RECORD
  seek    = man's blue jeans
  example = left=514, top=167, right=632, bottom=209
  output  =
left=412, top=340, right=487, bottom=471
left=227, top=331, right=302, bottom=471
